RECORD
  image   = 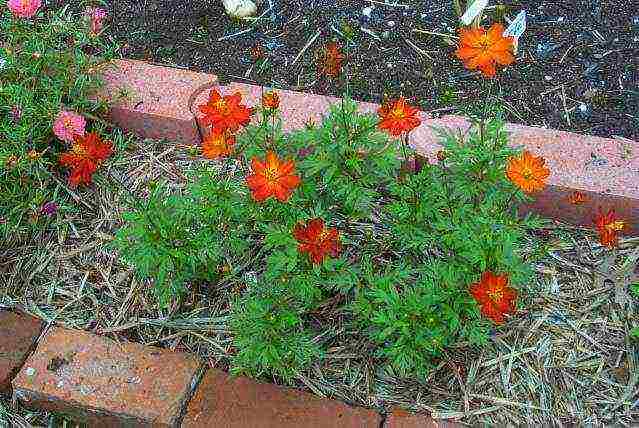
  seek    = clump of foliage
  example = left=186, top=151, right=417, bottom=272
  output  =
left=0, top=4, right=117, bottom=239
left=114, top=88, right=547, bottom=380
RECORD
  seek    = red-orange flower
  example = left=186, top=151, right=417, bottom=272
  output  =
left=262, top=91, right=280, bottom=110
left=506, top=150, right=550, bottom=193
left=455, top=23, right=515, bottom=78
left=246, top=150, right=301, bottom=202
left=568, top=191, right=587, bottom=205
left=58, top=132, right=113, bottom=187
left=377, top=96, right=421, bottom=136
left=198, top=89, right=252, bottom=132
left=594, top=209, right=628, bottom=248
left=293, top=218, right=341, bottom=264
left=202, top=127, right=235, bottom=159
left=470, top=271, right=517, bottom=325
left=317, top=42, right=345, bottom=79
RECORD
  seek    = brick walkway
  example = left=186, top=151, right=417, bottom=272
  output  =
left=1, top=309, right=456, bottom=427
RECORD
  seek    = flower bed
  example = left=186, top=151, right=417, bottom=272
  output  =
left=1, top=2, right=638, bottom=426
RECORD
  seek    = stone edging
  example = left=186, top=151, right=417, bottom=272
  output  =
left=92, top=59, right=638, bottom=235
left=1, top=308, right=457, bottom=427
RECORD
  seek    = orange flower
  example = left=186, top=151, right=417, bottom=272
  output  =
left=594, top=209, right=627, bottom=248
left=246, top=150, right=301, bottom=202
left=198, top=89, right=252, bottom=133
left=293, top=218, right=341, bottom=264
left=568, top=191, right=587, bottom=205
left=377, top=96, right=421, bottom=136
left=318, top=42, right=345, bottom=79
left=58, top=132, right=113, bottom=187
left=202, top=128, right=235, bottom=159
left=262, top=91, right=280, bottom=110
left=455, top=23, right=515, bottom=78
left=470, top=271, right=517, bottom=325
left=506, top=150, right=550, bottom=193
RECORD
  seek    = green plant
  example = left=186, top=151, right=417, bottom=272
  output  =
left=0, top=5, right=117, bottom=240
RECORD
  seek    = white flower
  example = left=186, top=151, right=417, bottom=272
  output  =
left=222, top=0, right=257, bottom=19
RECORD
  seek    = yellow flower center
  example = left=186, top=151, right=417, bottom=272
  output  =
left=71, top=144, right=87, bottom=157
left=214, top=99, right=229, bottom=114
left=63, top=118, right=75, bottom=130
left=606, top=220, right=625, bottom=232
left=477, top=35, right=493, bottom=50
left=391, top=105, right=406, bottom=119
left=487, top=288, right=503, bottom=303
left=520, top=166, right=533, bottom=180
left=318, top=229, right=330, bottom=242
left=263, top=166, right=279, bottom=183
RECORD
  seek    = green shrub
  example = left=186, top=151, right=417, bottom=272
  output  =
left=114, top=93, right=546, bottom=379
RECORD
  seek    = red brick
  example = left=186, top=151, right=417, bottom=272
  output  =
left=384, top=409, right=459, bottom=428
left=12, top=327, right=203, bottom=427
left=94, top=59, right=219, bottom=145
left=95, top=60, right=639, bottom=234
left=182, top=368, right=381, bottom=427
left=0, top=310, right=42, bottom=395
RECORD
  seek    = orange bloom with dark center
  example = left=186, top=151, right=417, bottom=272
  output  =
left=506, top=150, right=550, bottom=193
left=377, top=96, right=421, bottom=136
left=293, top=218, right=341, bottom=264
left=318, top=42, right=345, bottom=78
left=202, top=128, right=235, bottom=159
left=568, top=191, right=587, bottom=205
left=246, top=150, right=301, bottom=202
left=594, top=209, right=627, bottom=248
left=262, top=91, right=280, bottom=110
left=470, top=271, right=517, bottom=325
left=199, top=89, right=252, bottom=133
left=59, top=132, right=113, bottom=187
left=455, top=23, right=515, bottom=78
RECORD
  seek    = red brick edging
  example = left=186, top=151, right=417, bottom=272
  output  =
left=92, top=59, right=639, bottom=235
left=1, top=309, right=455, bottom=427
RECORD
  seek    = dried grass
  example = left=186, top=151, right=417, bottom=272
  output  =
left=1, top=134, right=638, bottom=426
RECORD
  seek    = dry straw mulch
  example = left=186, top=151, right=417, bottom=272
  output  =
left=1, top=132, right=638, bottom=426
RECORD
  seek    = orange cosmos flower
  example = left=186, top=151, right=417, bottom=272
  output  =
left=198, top=89, right=253, bottom=133
left=202, top=127, right=235, bottom=159
left=377, top=96, right=421, bottom=136
left=506, top=150, right=550, bottom=193
left=293, top=218, right=341, bottom=264
left=246, top=150, right=301, bottom=202
left=470, top=271, right=517, bottom=325
left=568, top=191, right=587, bottom=205
left=455, top=23, right=515, bottom=78
left=318, top=42, right=345, bottom=79
left=58, top=132, right=113, bottom=187
left=262, top=91, right=280, bottom=110
left=594, top=209, right=628, bottom=248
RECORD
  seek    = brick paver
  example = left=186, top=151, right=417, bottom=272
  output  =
left=182, top=368, right=382, bottom=427
left=0, top=310, right=43, bottom=395
left=94, top=60, right=638, bottom=234
left=12, top=327, right=203, bottom=427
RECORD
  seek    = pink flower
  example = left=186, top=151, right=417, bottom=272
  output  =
left=53, top=110, right=86, bottom=143
left=7, top=0, right=42, bottom=18
left=85, top=6, right=107, bottom=36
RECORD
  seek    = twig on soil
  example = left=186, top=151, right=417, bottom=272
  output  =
left=292, top=29, right=321, bottom=65
left=367, top=0, right=410, bottom=9
left=360, top=27, right=381, bottom=41
left=218, top=27, right=254, bottom=42
left=412, top=28, right=459, bottom=40
left=404, top=38, right=432, bottom=60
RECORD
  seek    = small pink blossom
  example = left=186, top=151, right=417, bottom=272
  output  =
left=53, top=110, right=86, bottom=143
left=7, top=0, right=42, bottom=18
left=85, top=6, right=107, bottom=36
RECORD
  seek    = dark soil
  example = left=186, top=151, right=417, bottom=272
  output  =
left=50, top=1, right=638, bottom=140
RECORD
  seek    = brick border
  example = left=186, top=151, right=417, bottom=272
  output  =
left=1, top=309, right=457, bottom=427
left=92, top=59, right=639, bottom=235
